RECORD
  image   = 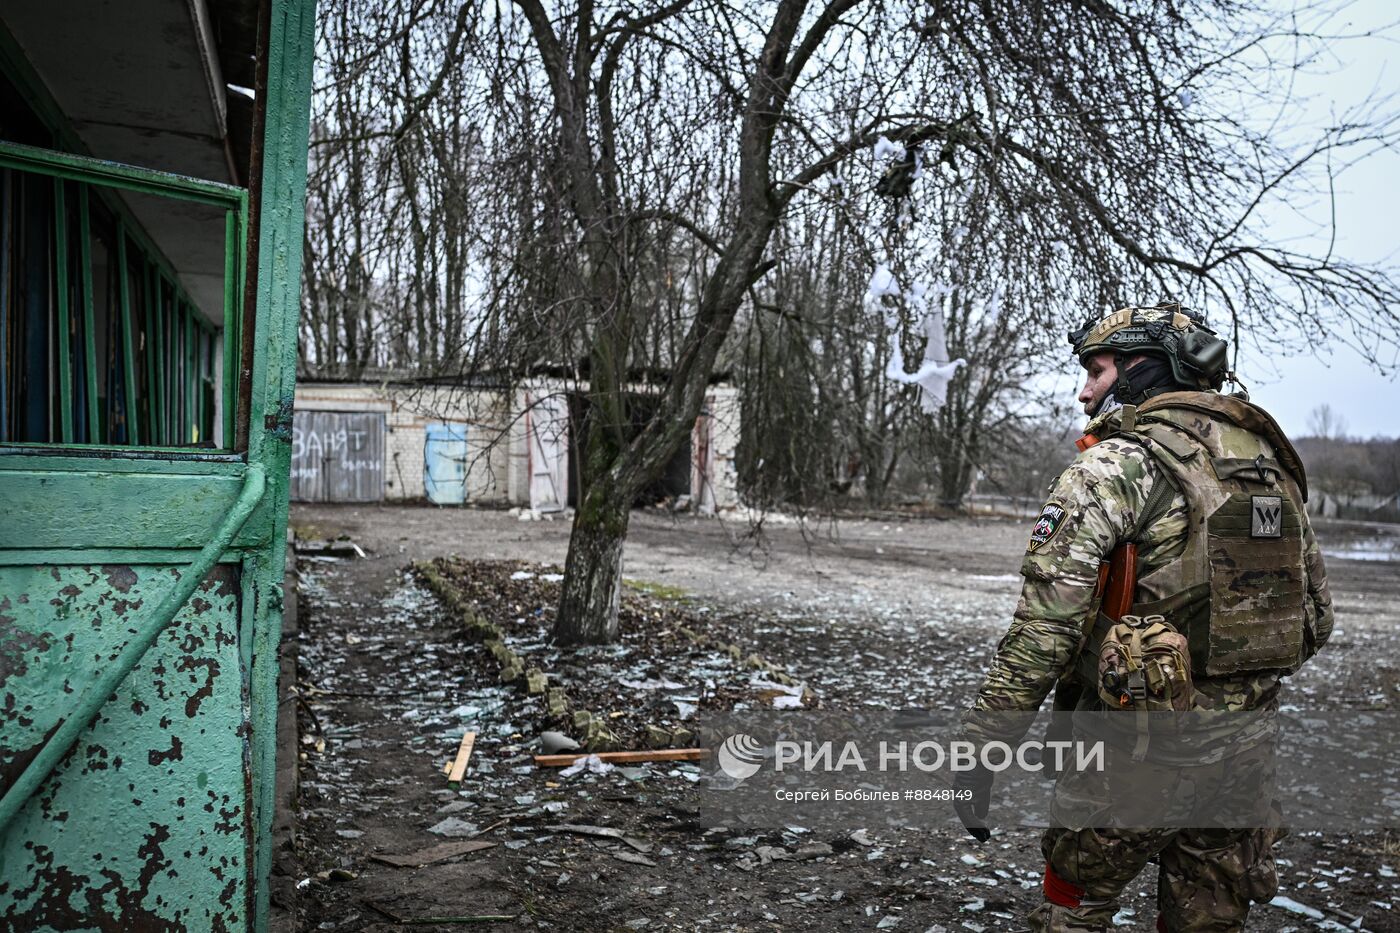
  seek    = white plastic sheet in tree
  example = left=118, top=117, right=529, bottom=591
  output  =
left=867, top=266, right=966, bottom=413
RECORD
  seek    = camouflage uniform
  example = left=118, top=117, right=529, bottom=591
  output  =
left=965, top=394, right=1334, bottom=932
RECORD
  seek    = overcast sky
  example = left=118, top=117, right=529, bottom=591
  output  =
left=1226, top=0, right=1399, bottom=438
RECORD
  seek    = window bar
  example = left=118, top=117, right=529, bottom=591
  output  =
left=168, top=285, right=178, bottom=444
left=195, top=323, right=205, bottom=443
left=184, top=300, right=195, bottom=443
left=116, top=221, right=139, bottom=445
left=223, top=207, right=237, bottom=449
left=154, top=270, right=168, bottom=446
left=53, top=177, right=72, bottom=443
left=204, top=326, right=212, bottom=440
left=0, top=170, right=11, bottom=442
left=77, top=184, right=99, bottom=443
left=172, top=300, right=180, bottom=440
left=142, top=257, right=158, bottom=445
left=204, top=325, right=212, bottom=441
left=174, top=293, right=184, bottom=441
left=174, top=296, right=184, bottom=441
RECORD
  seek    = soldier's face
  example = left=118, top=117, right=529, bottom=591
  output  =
left=1078, top=351, right=1118, bottom=415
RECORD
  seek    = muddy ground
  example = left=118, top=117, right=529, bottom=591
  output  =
left=282, top=503, right=1400, bottom=932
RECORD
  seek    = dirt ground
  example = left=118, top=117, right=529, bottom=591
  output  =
left=282, top=503, right=1400, bottom=932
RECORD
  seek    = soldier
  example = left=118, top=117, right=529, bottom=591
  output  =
left=955, top=304, right=1334, bottom=932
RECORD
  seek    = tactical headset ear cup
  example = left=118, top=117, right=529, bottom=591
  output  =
left=1176, top=330, right=1229, bottom=386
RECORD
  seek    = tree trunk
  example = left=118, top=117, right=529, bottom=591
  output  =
left=554, top=475, right=631, bottom=645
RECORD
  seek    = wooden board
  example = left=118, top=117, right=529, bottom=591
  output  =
left=371, top=839, right=495, bottom=868
left=534, top=748, right=711, bottom=767
left=447, top=731, right=476, bottom=782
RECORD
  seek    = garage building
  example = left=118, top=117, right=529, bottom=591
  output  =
left=291, top=372, right=740, bottom=512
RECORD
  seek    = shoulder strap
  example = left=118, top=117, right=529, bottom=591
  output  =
left=1130, top=463, right=1178, bottom=542
left=1136, top=391, right=1309, bottom=500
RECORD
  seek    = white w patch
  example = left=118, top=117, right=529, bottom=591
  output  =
left=1251, top=496, right=1282, bottom=538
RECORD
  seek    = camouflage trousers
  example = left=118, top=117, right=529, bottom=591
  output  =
left=1028, top=824, right=1282, bottom=932
left=1029, top=732, right=1283, bottom=932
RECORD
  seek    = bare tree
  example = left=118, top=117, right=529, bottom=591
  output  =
left=304, top=0, right=1400, bottom=644
left=1307, top=403, right=1349, bottom=441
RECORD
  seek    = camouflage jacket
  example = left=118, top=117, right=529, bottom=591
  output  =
left=965, top=400, right=1334, bottom=742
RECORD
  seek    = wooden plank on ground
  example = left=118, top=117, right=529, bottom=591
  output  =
left=448, top=731, right=477, bottom=782
left=534, top=748, right=711, bottom=767
left=371, top=839, right=496, bottom=868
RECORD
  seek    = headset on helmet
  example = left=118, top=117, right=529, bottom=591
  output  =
left=1068, top=302, right=1229, bottom=396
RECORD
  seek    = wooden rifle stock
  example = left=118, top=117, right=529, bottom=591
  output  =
left=1098, top=543, right=1137, bottom=620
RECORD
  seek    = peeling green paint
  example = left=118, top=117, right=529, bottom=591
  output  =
left=0, top=0, right=316, bottom=929
left=0, top=565, right=247, bottom=928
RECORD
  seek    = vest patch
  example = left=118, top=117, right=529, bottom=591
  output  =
left=1251, top=495, right=1283, bottom=538
left=1029, top=502, right=1067, bottom=552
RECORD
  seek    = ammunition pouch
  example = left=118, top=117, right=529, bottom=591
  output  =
left=1071, top=612, right=1196, bottom=760
left=1096, top=614, right=1193, bottom=714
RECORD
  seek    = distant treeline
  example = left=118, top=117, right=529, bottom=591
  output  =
left=1295, top=434, right=1400, bottom=522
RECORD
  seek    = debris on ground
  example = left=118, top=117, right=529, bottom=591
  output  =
left=290, top=505, right=1399, bottom=931
left=371, top=839, right=496, bottom=869
left=412, top=557, right=815, bottom=752
left=294, top=535, right=367, bottom=560
left=539, top=730, right=579, bottom=754
left=536, top=749, right=709, bottom=767
left=445, top=730, right=476, bottom=782
left=558, top=754, right=613, bottom=776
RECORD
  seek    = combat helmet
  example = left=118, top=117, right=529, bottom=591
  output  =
left=1068, top=302, right=1230, bottom=398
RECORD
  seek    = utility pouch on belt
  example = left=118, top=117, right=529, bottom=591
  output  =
left=1096, top=614, right=1193, bottom=713
left=1096, top=614, right=1193, bottom=760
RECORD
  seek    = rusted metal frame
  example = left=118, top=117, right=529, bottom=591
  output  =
left=0, top=141, right=246, bottom=209
left=0, top=464, right=266, bottom=838
left=116, top=220, right=139, bottom=444
left=0, top=440, right=238, bottom=456
left=0, top=142, right=249, bottom=453
left=77, top=185, right=99, bottom=443
left=0, top=468, right=275, bottom=548
left=53, top=178, right=72, bottom=442
left=0, top=548, right=246, bottom=566
left=0, top=451, right=241, bottom=472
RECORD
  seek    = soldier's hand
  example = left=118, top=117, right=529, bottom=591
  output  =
left=953, top=765, right=993, bottom=843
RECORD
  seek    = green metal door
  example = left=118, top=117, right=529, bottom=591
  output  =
left=0, top=1, right=315, bottom=929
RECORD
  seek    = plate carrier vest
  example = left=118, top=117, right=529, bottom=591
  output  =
left=1085, top=392, right=1311, bottom=678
